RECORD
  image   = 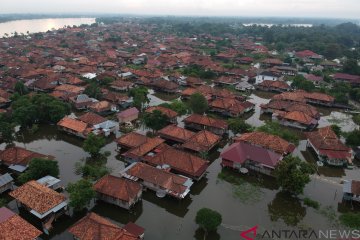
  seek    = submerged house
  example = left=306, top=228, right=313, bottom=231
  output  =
left=209, top=98, right=254, bottom=117
left=221, top=142, right=283, bottom=175
left=183, top=114, right=228, bottom=135
left=68, top=212, right=143, bottom=240
left=142, top=147, right=209, bottom=180
left=158, top=125, right=195, bottom=144
left=94, top=175, right=142, bottom=209
left=182, top=130, right=221, bottom=153
left=117, top=107, right=139, bottom=124
left=306, top=126, right=353, bottom=166
left=121, top=162, right=193, bottom=199
left=272, top=110, right=318, bottom=130
left=0, top=146, right=54, bottom=173
left=343, top=180, right=360, bottom=202
left=0, top=207, right=42, bottom=240
left=9, top=180, right=68, bottom=231
left=145, top=106, right=178, bottom=124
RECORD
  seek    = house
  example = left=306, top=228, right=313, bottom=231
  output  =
left=304, top=74, right=324, bottom=86
left=102, top=90, right=134, bottom=108
left=89, top=101, right=118, bottom=115
left=209, top=98, right=254, bottom=117
left=9, top=180, right=67, bottom=229
left=143, top=147, right=209, bottom=180
left=0, top=146, right=54, bottom=173
left=182, top=130, right=221, bottom=153
left=121, top=135, right=166, bottom=163
left=221, top=142, right=283, bottom=175
left=235, top=81, right=255, bottom=92
left=343, top=180, right=360, bottom=202
left=238, top=57, right=254, bottom=64
left=214, top=76, right=239, bottom=86
left=0, top=207, right=42, bottom=240
left=273, top=110, right=318, bottom=130
left=52, top=84, right=85, bottom=100
left=0, top=173, right=14, bottom=193
left=295, top=50, right=322, bottom=61
left=110, top=80, right=134, bottom=91
left=57, top=116, right=89, bottom=138
left=79, top=112, right=117, bottom=136
left=255, top=71, right=280, bottom=84
left=158, top=125, right=195, bottom=144
left=234, top=132, right=295, bottom=155
left=94, top=175, right=142, bottom=209
left=183, top=114, right=228, bottom=135
left=69, top=94, right=97, bottom=110
left=124, top=222, right=145, bottom=240
left=117, top=107, right=139, bottom=124
left=68, top=212, right=141, bottom=240
left=115, top=132, right=149, bottom=150
left=121, top=162, right=193, bottom=199
left=261, top=58, right=283, bottom=68
left=272, top=90, right=335, bottom=107
left=151, top=79, right=179, bottom=94
left=273, top=66, right=298, bottom=76
left=333, top=73, right=360, bottom=86
left=306, top=126, right=353, bottom=166
left=0, top=89, right=12, bottom=108
left=36, top=175, right=62, bottom=190
left=145, top=106, right=178, bottom=123
left=256, top=80, right=290, bottom=92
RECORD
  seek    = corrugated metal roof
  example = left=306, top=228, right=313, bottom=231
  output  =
left=0, top=173, right=13, bottom=187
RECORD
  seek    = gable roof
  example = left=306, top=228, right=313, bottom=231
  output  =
left=158, top=125, right=195, bottom=143
left=68, top=212, right=138, bottom=240
left=144, top=147, right=209, bottom=178
left=0, top=173, right=13, bottom=187
left=9, top=180, right=66, bottom=215
left=0, top=207, right=42, bottom=240
left=117, top=107, right=139, bottom=119
left=94, top=175, right=142, bottom=202
left=0, top=146, right=53, bottom=167
left=145, top=106, right=178, bottom=119
left=57, top=117, right=88, bottom=133
left=183, top=114, right=228, bottom=130
left=182, top=130, right=221, bottom=152
left=115, top=132, right=148, bottom=149
left=79, top=112, right=107, bottom=126
left=123, top=137, right=165, bottom=159
left=221, top=142, right=282, bottom=168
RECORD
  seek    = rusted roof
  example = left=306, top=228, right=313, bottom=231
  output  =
left=0, top=146, right=53, bottom=167
left=57, top=117, right=88, bottom=133
left=9, top=180, right=66, bottom=214
left=145, top=147, right=209, bottom=178
left=94, top=175, right=142, bottom=202
left=0, top=207, right=42, bottom=240
left=68, top=212, right=138, bottom=240
left=158, top=125, right=195, bottom=143
left=183, top=114, right=228, bottom=130
left=145, top=106, right=178, bottom=119
left=182, top=130, right=221, bottom=152
left=235, top=132, right=295, bottom=154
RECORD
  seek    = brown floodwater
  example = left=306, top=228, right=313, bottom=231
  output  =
left=1, top=91, right=359, bottom=240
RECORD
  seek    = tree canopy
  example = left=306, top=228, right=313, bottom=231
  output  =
left=67, top=179, right=96, bottom=211
left=142, top=110, right=169, bottom=132
left=129, top=86, right=149, bottom=110
left=195, top=208, right=222, bottom=234
left=19, top=158, right=59, bottom=184
left=83, top=133, right=106, bottom=158
left=345, top=130, right=360, bottom=147
left=189, top=93, right=208, bottom=114
left=274, top=155, right=315, bottom=195
left=160, top=100, right=189, bottom=116
left=0, top=114, right=14, bottom=144
left=257, top=121, right=299, bottom=145
left=291, top=75, right=316, bottom=92
left=227, top=118, right=253, bottom=134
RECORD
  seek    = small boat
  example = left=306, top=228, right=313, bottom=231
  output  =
left=240, top=168, right=249, bottom=174
left=316, top=161, right=324, bottom=167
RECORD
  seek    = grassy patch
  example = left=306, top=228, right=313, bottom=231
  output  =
left=319, top=206, right=340, bottom=227
left=303, top=197, right=320, bottom=209
left=217, top=171, right=264, bottom=204
left=339, top=213, right=360, bottom=229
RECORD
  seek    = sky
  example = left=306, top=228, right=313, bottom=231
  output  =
left=1, top=0, right=360, bottom=19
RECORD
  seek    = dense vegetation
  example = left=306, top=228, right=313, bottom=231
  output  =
left=19, top=158, right=59, bottom=184
left=195, top=208, right=222, bottom=235
left=67, top=179, right=96, bottom=211
left=257, top=121, right=299, bottom=145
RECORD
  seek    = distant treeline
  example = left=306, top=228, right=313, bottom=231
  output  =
left=0, top=14, right=95, bottom=23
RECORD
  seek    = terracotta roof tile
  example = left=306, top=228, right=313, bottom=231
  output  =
left=115, top=132, right=148, bottom=149
left=183, top=114, right=228, bottom=130
left=145, top=106, right=178, bottom=119
left=0, top=146, right=53, bottom=167
left=57, top=117, right=88, bottom=133
left=182, top=130, right=221, bottom=152
left=79, top=112, right=106, bottom=125
left=158, top=125, right=195, bottom=143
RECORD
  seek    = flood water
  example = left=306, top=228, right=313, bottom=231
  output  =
left=1, top=91, right=359, bottom=240
left=0, top=18, right=95, bottom=37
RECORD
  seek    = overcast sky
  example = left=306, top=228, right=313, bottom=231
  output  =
left=1, top=0, right=359, bottom=19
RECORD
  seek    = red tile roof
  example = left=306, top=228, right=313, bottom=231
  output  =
left=79, top=112, right=106, bottom=125
left=144, top=147, right=209, bottom=178
left=0, top=146, right=53, bottom=167
left=183, top=114, right=228, bottom=130
left=9, top=180, right=66, bottom=215
left=234, top=132, right=295, bottom=154
left=158, top=125, right=195, bottom=143
left=68, top=212, right=138, bottom=240
left=94, top=175, right=142, bottom=202
left=146, top=106, right=178, bottom=119
left=115, top=132, right=148, bottom=149
left=124, top=137, right=165, bottom=159
left=57, top=117, right=88, bottom=133
left=0, top=207, right=42, bottom=240
left=182, top=130, right=221, bottom=152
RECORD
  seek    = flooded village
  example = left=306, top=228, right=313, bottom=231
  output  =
left=0, top=17, right=359, bottom=240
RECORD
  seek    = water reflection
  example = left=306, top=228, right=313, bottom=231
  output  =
left=194, top=228, right=221, bottom=240
left=268, top=191, right=306, bottom=226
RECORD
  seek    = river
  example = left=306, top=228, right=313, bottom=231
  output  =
left=0, top=18, right=95, bottom=37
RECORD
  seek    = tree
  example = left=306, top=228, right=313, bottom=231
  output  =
left=189, top=93, right=208, bottom=114
left=83, top=133, right=106, bottom=158
left=129, top=87, right=149, bottom=110
left=67, top=179, right=96, bottom=211
left=84, top=82, right=102, bottom=99
left=331, top=125, right=342, bottom=137
left=291, top=75, right=315, bottom=92
left=227, top=118, right=253, bottom=134
left=274, top=155, right=315, bottom=196
left=160, top=100, right=189, bottom=116
left=14, top=81, right=28, bottom=96
left=0, top=114, right=14, bottom=144
left=18, top=158, right=59, bottom=184
left=195, top=208, right=222, bottom=235
left=343, top=58, right=360, bottom=75
left=346, top=130, right=360, bottom=147
left=143, top=110, right=169, bottom=132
